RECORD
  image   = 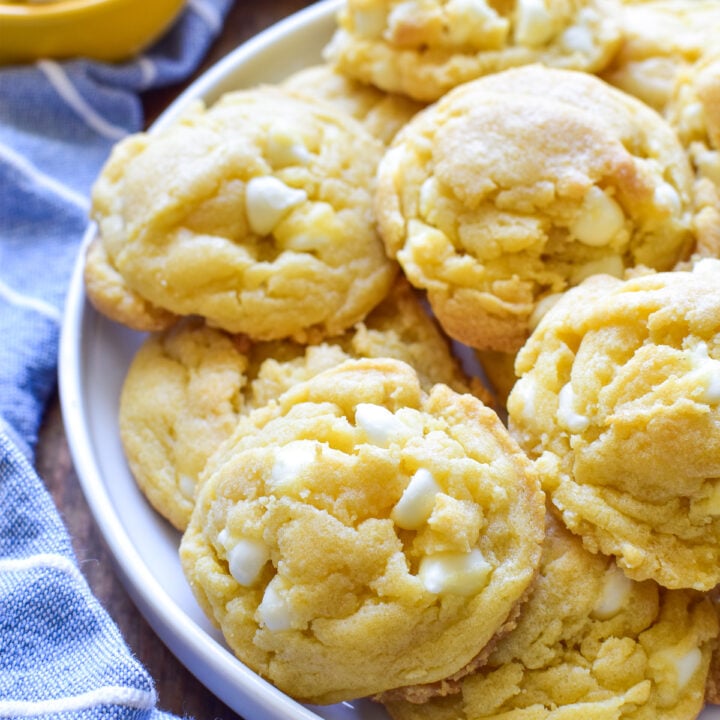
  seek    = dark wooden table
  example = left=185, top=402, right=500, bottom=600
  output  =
left=36, top=2, right=317, bottom=718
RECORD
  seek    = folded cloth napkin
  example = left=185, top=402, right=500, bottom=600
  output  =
left=0, top=0, right=232, bottom=715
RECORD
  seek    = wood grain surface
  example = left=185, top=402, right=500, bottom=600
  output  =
left=37, top=2, right=317, bottom=718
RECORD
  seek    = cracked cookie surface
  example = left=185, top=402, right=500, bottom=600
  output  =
left=375, top=65, right=695, bottom=353
left=120, top=281, right=486, bottom=531
left=89, top=86, right=396, bottom=342
left=507, top=259, right=720, bottom=590
left=325, top=0, right=621, bottom=102
left=179, top=358, right=544, bottom=703
left=383, top=513, right=718, bottom=720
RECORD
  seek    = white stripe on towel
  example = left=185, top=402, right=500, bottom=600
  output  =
left=0, top=553, right=82, bottom=581
left=187, top=0, right=222, bottom=32
left=37, top=60, right=129, bottom=141
left=136, top=56, right=159, bottom=89
left=0, top=279, right=63, bottom=324
left=0, top=141, right=91, bottom=213
left=0, top=686, right=158, bottom=717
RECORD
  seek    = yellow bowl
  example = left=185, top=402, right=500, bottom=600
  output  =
left=0, top=0, right=186, bottom=65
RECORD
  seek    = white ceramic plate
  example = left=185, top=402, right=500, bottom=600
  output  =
left=58, top=2, right=720, bottom=719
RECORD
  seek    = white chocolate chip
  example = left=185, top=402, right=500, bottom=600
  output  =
left=681, top=101, right=705, bottom=134
left=570, top=255, right=625, bottom=285
left=391, top=469, right=441, bottom=530
left=693, top=257, right=720, bottom=276
left=511, top=375, right=537, bottom=420
left=269, top=440, right=317, bottom=490
left=266, top=123, right=311, bottom=168
left=570, top=187, right=625, bottom=247
left=675, top=648, right=702, bottom=689
left=227, top=538, right=270, bottom=587
left=592, top=566, right=633, bottom=620
left=688, top=341, right=720, bottom=403
left=352, top=5, right=387, bottom=38
left=258, top=575, right=294, bottom=631
left=514, top=0, right=554, bottom=46
left=560, top=24, right=594, bottom=54
left=245, top=176, right=307, bottom=236
left=178, top=474, right=196, bottom=500
left=355, top=403, right=408, bottom=447
left=418, top=549, right=492, bottom=595
left=557, top=382, right=590, bottom=433
left=419, top=177, right=438, bottom=219
left=386, top=2, right=420, bottom=39
left=654, top=646, right=702, bottom=690
left=446, top=0, right=504, bottom=44
left=653, top=182, right=681, bottom=215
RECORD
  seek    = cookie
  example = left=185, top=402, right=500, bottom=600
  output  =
left=666, top=52, right=720, bottom=259
left=179, top=358, right=545, bottom=703
left=382, top=512, right=719, bottom=719
left=375, top=65, right=695, bottom=353
left=507, top=258, right=720, bottom=590
left=600, top=0, right=720, bottom=112
left=83, top=236, right=177, bottom=332
left=119, top=280, right=485, bottom=531
left=324, top=0, right=621, bottom=102
left=89, top=85, right=396, bottom=343
left=282, top=64, right=423, bottom=145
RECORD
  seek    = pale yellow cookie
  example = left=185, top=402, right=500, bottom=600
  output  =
left=180, top=358, right=545, bottom=704
left=90, top=86, right=396, bottom=343
left=507, top=259, right=720, bottom=590
left=383, top=512, right=719, bottom=719
left=282, top=64, right=423, bottom=145
left=376, top=65, right=695, bottom=353
left=83, top=236, right=177, bottom=332
left=666, top=53, right=720, bottom=259
left=324, top=0, right=621, bottom=102
left=601, top=0, right=720, bottom=112
left=120, top=280, right=483, bottom=531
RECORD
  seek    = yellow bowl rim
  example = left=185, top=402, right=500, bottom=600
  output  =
left=0, top=0, right=163, bottom=20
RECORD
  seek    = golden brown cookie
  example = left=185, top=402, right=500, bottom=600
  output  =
left=324, top=0, right=621, bottom=102
left=376, top=65, right=696, bottom=353
left=507, top=259, right=720, bottom=590
left=600, top=0, right=720, bottom=113
left=282, top=64, right=423, bottom=144
left=383, top=512, right=719, bottom=719
left=90, top=86, right=396, bottom=343
left=119, top=280, right=484, bottom=531
left=180, top=358, right=545, bottom=703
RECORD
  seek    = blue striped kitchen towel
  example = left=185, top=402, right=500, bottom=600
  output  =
left=0, top=1, right=232, bottom=716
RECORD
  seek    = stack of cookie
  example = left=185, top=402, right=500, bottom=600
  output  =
left=84, top=0, right=720, bottom=716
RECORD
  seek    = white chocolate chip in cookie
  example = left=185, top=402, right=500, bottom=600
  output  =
left=266, top=122, right=311, bottom=167
left=514, top=0, right=554, bottom=47
left=391, top=468, right=442, bottom=530
left=245, top=176, right=307, bottom=236
left=419, top=548, right=492, bottom=595
left=557, top=382, right=590, bottom=433
left=355, top=402, right=409, bottom=446
left=570, top=186, right=625, bottom=247
left=592, top=566, right=633, bottom=620
left=688, top=341, right=720, bottom=404
left=652, top=646, right=702, bottom=691
left=258, top=575, right=295, bottom=631
left=269, top=440, right=318, bottom=490
left=227, top=538, right=271, bottom=587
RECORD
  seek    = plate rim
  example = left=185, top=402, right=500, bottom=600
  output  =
left=58, top=2, right=354, bottom=718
